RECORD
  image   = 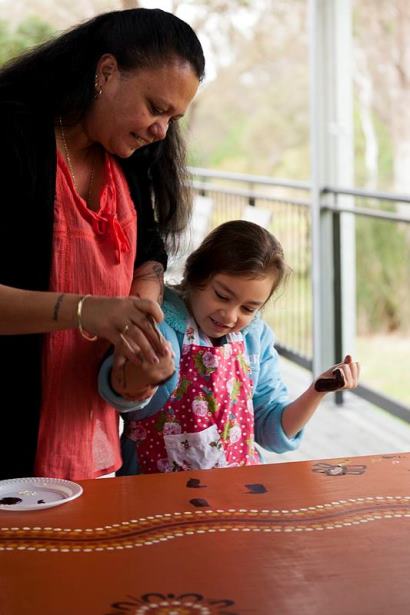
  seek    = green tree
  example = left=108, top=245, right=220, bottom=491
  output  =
left=356, top=215, right=410, bottom=334
left=0, top=16, right=54, bottom=67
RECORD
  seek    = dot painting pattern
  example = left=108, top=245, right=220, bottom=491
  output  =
left=2, top=495, right=410, bottom=553
left=107, top=592, right=237, bottom=615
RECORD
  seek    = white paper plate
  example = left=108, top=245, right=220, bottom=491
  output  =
left=0, top=477, right=83, bottom=511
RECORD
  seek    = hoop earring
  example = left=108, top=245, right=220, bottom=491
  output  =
left=94, top=74, right=103, bottom=98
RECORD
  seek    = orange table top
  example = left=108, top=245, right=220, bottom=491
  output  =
left=1, top=452, right=410, bottom=614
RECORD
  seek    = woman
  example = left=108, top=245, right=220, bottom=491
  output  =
left=0, top=8, right=205, bottom=480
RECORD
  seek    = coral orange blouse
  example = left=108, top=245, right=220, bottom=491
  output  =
left=35, top=151, right=137, bottom=479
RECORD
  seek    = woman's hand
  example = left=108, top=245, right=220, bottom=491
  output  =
left=79, top=295, right=166, bottom=365
left=314, top=355, right=360, bottom=392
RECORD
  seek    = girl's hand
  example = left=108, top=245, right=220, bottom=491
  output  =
left=314, top=355, right=360, bottom=392
left=78, top=295, right=166, bottom=365
left=111, top=341, right=175, bottom=400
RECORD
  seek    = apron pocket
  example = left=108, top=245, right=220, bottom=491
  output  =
left=164, top=424, right=228, bottom=470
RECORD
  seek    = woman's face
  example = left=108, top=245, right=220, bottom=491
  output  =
left=187, top=273, right=275, bottom=340
left=86, top=55, right=199, bottom=157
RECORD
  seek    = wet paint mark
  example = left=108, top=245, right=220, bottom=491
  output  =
left=0, top=497, right=22, bottom=505
left=245, top=483, right=267, bottom=494
left=189, top=498, right=210, bottom=508
left=186, top=478, right=207, bottom=489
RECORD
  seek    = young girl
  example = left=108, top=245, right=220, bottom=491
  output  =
left=99, top=220, right=360, bottom=474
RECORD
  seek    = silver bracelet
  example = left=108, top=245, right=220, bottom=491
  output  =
left=77, top=295, right=98, bottom=342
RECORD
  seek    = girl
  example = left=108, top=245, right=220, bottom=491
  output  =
left=99, top=220, right=360, bottom=474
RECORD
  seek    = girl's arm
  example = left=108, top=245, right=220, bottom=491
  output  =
left=98, top=319, right=181, bottom=419
left=281, top=355, right=360, bottom=438
left=252, top=323, right=359, bottom=453
left=252, top=323, right=302, bottom=453
left=110, top=340, right=175, bottom=402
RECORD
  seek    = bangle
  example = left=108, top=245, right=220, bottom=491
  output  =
left=77, top=295, right=98, bottom=341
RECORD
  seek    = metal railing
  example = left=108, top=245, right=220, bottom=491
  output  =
left=187, top=166, right=410, bottom=420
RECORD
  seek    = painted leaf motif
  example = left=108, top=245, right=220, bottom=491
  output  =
left=154, top=411, right=168, bottom=432
left=222, top=421, right=230, bottom=441
left=194, top=353, right=207, bottom=375
left=238, top=353, right=250, bottom=374
left=174, top=377, right=191, bottom=400
left=204, top=392, right=217, bottom=414
left=230, top=379, right=241, bottom=402
left=246, top=437, right=256, bottom=456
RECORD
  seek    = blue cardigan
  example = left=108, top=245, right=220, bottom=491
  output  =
left=99, top=287, right=303, bottom=468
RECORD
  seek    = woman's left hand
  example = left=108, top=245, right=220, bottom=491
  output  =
left=79, top=295, right=166, bottom=365
left=314, top=354, right=360, bottom=392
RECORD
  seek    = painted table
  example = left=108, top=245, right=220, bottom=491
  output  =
left=1, top=452, right=410, bottom=614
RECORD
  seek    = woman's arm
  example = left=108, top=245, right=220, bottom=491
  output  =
left=111, top=258, right=166, bottom=382
left=130, top=260, right=165, bottom=303
left=0, top=284, right=165, bottom=365
left=0, top=285, right=80, bottom=334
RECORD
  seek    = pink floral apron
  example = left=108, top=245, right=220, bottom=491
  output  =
left=130, top=318, right=260, bottom=473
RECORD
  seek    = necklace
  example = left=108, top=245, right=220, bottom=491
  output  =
left=59, top=116, right=95, bottom=202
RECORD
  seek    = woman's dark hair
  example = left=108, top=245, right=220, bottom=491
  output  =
left=179, top=220, right=290, bottom=300
left=0, top=8, right=205, bottom=252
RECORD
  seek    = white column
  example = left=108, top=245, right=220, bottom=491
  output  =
left=309, top=0, right=355, bottom=375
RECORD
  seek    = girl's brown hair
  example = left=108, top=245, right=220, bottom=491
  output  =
left=179, top=220, right=290, bottom=300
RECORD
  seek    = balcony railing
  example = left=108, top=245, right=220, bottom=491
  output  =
left=185, top=166, right=410, bottom=421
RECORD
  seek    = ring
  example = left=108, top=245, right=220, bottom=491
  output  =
left=122, top=323, right=129, bottom=335
left=120, top=331, right=134, bottom=354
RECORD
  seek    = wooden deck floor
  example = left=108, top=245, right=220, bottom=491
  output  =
left=264, top=357, right=410, bottom=464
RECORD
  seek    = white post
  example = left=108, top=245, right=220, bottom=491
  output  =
left=309, top=0, right=355, bottom=375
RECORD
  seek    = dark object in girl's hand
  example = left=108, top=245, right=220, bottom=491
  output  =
left=314, top=368, right=345, bottom=392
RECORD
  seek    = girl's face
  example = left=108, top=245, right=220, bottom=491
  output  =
left=188, top=272, right=276, bottom=340
left=86, top=55, right=199, bottom=157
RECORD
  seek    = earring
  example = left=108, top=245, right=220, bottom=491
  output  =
left=94, top=74, right=103, bottom=98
